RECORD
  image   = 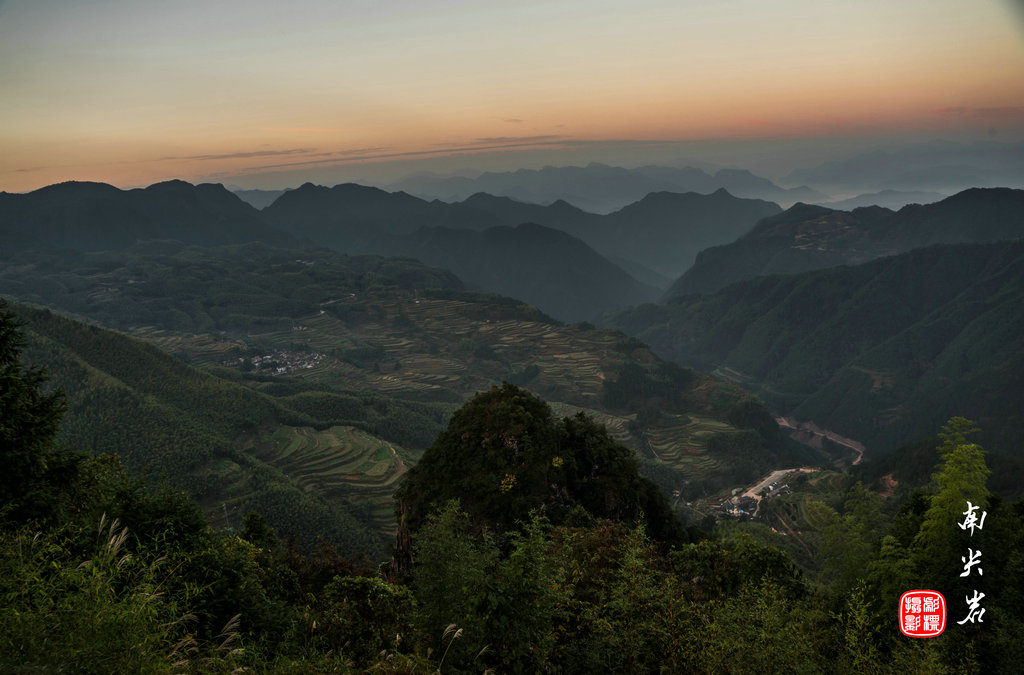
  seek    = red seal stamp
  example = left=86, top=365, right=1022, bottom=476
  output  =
left=899, top=590, right=946, bottom=637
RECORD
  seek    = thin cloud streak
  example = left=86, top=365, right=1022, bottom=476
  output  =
left=227, top=136, right=734, bottom=177
left=157, top=148, right=317, bottom=162
left=232, top=139, right=578, bottom=175
left=11, top=146, right=391, bottom=180
left=474, top=135, right=565, bottom=144
left=431, top=135, right=565, bottom=148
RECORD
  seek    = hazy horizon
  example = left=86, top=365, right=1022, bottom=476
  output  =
left=2, top=0, right=1023, bottom=193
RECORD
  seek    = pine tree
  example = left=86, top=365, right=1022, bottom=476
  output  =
left=0, top=300, right=70, bottom=521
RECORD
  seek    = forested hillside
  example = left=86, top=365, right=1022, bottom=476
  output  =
left=377, top=223, right=660, bottom=321
left=442, top=188, right=782, bottom=278
left=17, top=303, right=394, bottom=557
left=609, top=240, right=1024, bottom=458
left=667, top=187, right=1024, bottom=297
left=0, top=241, right=462, bottom=334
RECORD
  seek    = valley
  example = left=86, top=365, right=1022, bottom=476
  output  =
left=6, top=180, right=1024, bottom=556
left=3, top=176, right=1024, bottom=673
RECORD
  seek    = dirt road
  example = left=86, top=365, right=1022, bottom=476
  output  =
left=741, top=467, right=819, bottom=516
left=775, top=416, right=866, bottom=465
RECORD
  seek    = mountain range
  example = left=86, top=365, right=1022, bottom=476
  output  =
left=814, top=189, right=947, bottom=211
left=667, top=187, right=1024, bottom=297
left=8, top=179, right=733, bottom=322
left=387, top=162, right=824, bottom=213
left=8, top=176, right=1024, bottom=472
left=608, top=237, right=1024, bottom=459
left=784, top=139, right=1024, bottom=194
left=263, top=181, right=781, bottom=282
left=0, top=180, right=295, bottom=253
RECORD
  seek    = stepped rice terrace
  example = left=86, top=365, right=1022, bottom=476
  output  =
left=131, top=287, right=794, bottom=535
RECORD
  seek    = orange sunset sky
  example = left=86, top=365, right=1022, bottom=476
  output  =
left=2, top=0, right=1023, bottom=192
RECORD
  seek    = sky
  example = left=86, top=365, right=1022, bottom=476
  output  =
left=2, top=0, right=1023, bottom=192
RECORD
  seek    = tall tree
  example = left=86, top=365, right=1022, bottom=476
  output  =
left=912, top=417, right=990, bottom=589
left=0, top=301, right=70, bottom=521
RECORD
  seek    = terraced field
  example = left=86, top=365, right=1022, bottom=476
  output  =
left=251, top=425, right=411, bottom=535
left=645, top=414, right=735, bottom=480
left=134, top=328, right=244, bottom=366
left=548, top=401, right=634, bottom=447
left=133, top=289, right=765, bottom=530
left=136, top=294, right=645, bottom=406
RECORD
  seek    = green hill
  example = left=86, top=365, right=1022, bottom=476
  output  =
left=667, top=187, right=1024, bottom=297
left=15, top=302, right=388, bottom=557
left=609, top=240, right=1024, bottom=458
left=378, top=223, right=660, bottom=321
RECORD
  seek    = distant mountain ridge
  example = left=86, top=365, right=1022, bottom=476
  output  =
left=0, top=180, right=296, bottom=252
left=815, top=189, right=947, bottom=211
left=0, top=179, right=676, bottom=322
left=388, top=161, right=824, bottom=213
left=263, top=182, right=455, bottom=236
left=264, top=184, right=661, bottom=319
left=2, top=177, right=774, bottom=322
left=264, top=181, right=781, bottom=280
left=667, top=187, right=1024, bottom=297
left=784, top=139, right=1024, bottom=194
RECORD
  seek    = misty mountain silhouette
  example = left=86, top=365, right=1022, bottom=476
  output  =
left=265, top=182, right=739, bottom=319
left=815, top=189, right=947, bottom=211
left=784, top=140, right=1024, bottom=194
left=389, top=162, right=824, bottom=213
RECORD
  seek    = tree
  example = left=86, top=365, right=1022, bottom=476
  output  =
left=0, top=300, right=72, bottom=522
left=394, top=383, right=684, bottom=547
left=818, top=482, right=887, bottom=592
left=912, top=418, right=990, bottom=587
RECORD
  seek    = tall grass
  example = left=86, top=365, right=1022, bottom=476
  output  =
left=0, top=515, right=227, bottom=673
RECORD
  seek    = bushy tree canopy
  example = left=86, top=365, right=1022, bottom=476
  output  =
left=394, top=383, right=683, bottom=543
